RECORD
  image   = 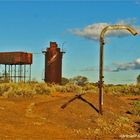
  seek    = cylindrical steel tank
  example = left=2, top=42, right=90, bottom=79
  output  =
left=44, top=42, right=63, bottom=84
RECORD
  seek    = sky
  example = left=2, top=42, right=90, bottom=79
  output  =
left=0, top=0, right=140, bottom=84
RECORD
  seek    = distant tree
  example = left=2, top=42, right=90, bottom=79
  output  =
left=70, top=76, right=88, bottom=86
left=61, top=77, right=69, bottom=85
left=137, top=75, right=140, bottom=85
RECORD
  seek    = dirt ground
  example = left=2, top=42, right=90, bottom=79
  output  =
left=0, top=92, right=139, bottom=140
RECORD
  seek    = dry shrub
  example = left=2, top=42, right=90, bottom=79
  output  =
left=0, top=82, right=139, bottom=97
left=131, top=101, right=140, bottom=116
left=55, top=83, right=83, bottom=93
left=0, top=82, right=53, bottom=98
left=104, top=84, right=140, bottom=96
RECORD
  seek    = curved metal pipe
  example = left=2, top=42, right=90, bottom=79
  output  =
left=98, top=25, right=138, bottom=115
left=100, top=25, right=138, bottom=41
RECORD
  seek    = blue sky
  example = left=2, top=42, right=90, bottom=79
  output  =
left=0, top=0, right=140, bottom=84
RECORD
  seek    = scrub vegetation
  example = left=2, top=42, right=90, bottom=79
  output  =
left=0, top=76, right=139, bottom=139
left=0, top=79, right=140, bottom=98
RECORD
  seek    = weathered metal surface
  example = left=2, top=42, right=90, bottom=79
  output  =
left=0, top=52, right=32, bottom=65
left=44, top=42, right=64, bottom=84
left=99, top=25, right=138, bottom=115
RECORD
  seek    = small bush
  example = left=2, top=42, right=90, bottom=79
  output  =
left=104, top=84, right=140, bottom=96
left=34, top=83, right=53, bottom=95
left=0, top=83, right=53, bottom=98
left=64, top=83, right=83, bottom=93
left=0, top=82, right=139, bottom=98
left=131, top=101, right=140, bottom=116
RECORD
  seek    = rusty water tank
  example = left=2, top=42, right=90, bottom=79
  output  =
left=0, top=52, right=32, bottom=82
left=44, top=42, right=64, bottom=84
left=0, top=52, right=32, bottom=65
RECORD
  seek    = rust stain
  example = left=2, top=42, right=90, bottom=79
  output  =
left=44, top=42, right=64, bottom=84
left=0, top=52, right=32, bottom=65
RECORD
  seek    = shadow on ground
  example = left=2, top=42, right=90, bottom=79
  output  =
left=61, top=93, right=99, bottom=113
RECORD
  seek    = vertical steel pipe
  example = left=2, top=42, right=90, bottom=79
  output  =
left=99, top=25, right=137, bottom=115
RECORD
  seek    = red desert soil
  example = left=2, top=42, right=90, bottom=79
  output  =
left=0, top=92, right=139, bottom=140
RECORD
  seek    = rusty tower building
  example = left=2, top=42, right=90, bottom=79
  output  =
left=0, top=52, right=32, bottom=82
left=43, top=42, right=64, bottom=84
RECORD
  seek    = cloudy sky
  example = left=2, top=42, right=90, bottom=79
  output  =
left=0, top=0, right=140, bottom=84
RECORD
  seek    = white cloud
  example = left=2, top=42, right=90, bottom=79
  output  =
left=70, top=23, right=108, bottom=41
left=79, top=58, right=140, bottom=72
left=108, top=58, right=140, bottom=72
left=135, top=58, right=140, bottom=64
left=70, top=19, right=140, bottom=41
